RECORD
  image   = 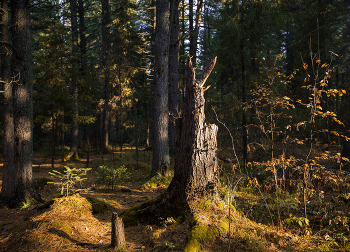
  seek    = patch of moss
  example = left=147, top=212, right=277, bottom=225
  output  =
left=218, top=187, right=228, bottom=198
left=218, top=202, right=225, bottom=210
left=52, top=194, right=92, bottom=217
left=121, top=197, right=159, bottom=227
left=86, top=196, right=108, bottom=214
left=198, top=199, right=211, bottom=211
left=190, top=213, right=202, bottom=227
left=51, top=221, right=74, bottom=234
left=217, top=221, right=229, bottom=234
left=141, top=173, right=174, bottom=190
left=184, top=225, right=221, bottom=252
left=176, top=215, right=184, bottom=224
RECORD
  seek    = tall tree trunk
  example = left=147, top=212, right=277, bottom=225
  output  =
left=151, top=0, right=170, bottom=177
left=169, top=0, right=180, bottom=156
left=67, top=0, right=80, bottom=160
left=343, top=0, right=350, bottom=158
left=101, top=0, right=110, bottom=154
left=240, top=1, right=248, bottom=168
left=149, top=0, right=156, bottom=148
left=79, top=0, right=87, bottom=75
left=1, top=0, right=42, bottom=207
left=1, top=0, right=15, bottom=205
left=79, top=0, right=90, bottom=165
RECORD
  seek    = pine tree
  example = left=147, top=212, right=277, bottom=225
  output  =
left=1, top=0, right=42, bottom=207
left=151, top=0, right=170, bottom=176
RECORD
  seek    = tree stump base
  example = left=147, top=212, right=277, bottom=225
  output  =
left=111, top=212, right=125, bottom=250
left=122, top=57, right=218, bottom=225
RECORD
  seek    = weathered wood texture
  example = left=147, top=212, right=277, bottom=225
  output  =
left=167, top=56, right=218, bottom=203
left=134, top=57, right=218, bottom=224
left=111, top=212, right=125, bottom=250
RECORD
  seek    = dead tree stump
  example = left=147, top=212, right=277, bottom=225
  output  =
left=128, top=57, right=218, bottom=224
left=166, top=56, right=219, bottom=204
left=111, top=212, right=125, bottom=250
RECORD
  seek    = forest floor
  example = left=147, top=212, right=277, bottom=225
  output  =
left=0, top=146, right=350, bottom=251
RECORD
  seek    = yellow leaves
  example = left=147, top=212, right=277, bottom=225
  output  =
left=260, top=125, right=265, bottom=132
left=332, top=117, right=344, bottom=126
left=296, top=122, right=306, bottom=131
left=303, top=63, right=308, bottom=70
left=330, top=131, right=339, bottom=136
left=339, top=90, right=346, bottom=97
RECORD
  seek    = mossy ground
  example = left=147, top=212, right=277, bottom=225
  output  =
left=0, top=147, right=349, bottom=251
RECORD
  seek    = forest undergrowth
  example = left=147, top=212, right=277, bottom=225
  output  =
left=0, top=143, right=348, bottom=251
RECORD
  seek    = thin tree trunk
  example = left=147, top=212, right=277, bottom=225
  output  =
left=189, top=0, right=194, bottom=59
left=189, top=0, right=203, bottom=65
left=67, top=0, right=79, bottom=160
left=241, top=1, right=248, bottom=168
left=343, top=0, right=350, bottom=157
left=61, top=114, right=65, bottom=164
left=169, top=0, right=180, bottom=156
left=151, top=0, right=170, bottom=177
left=193, top=0, right=203, bottom=65
left=52, top=115, right=56, bottom=169
left=101, top=0, right=110, bottom=154
left=149, top=0, right=156, bottom=148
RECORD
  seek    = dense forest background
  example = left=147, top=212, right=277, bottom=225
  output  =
left=4, top=0, right=347, bottom=167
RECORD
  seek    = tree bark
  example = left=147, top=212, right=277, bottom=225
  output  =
left=149, top=0, right=156, bottom=148
left=111, top=212, right=125, bottom=250
left=137, top=57, right=218, bottom=223
left=1, top=0, right=42, bottom=207
left=151, top=0, right=170, bottom=177
left=166, top=57, right=218, bottom=204
left=67, top=0, right=80, bottom=160
left=1, top=0, right=16, bottom=205
left=169, top=0, right=180, bottom=156
left=101, top=0, right=110, bottom=154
